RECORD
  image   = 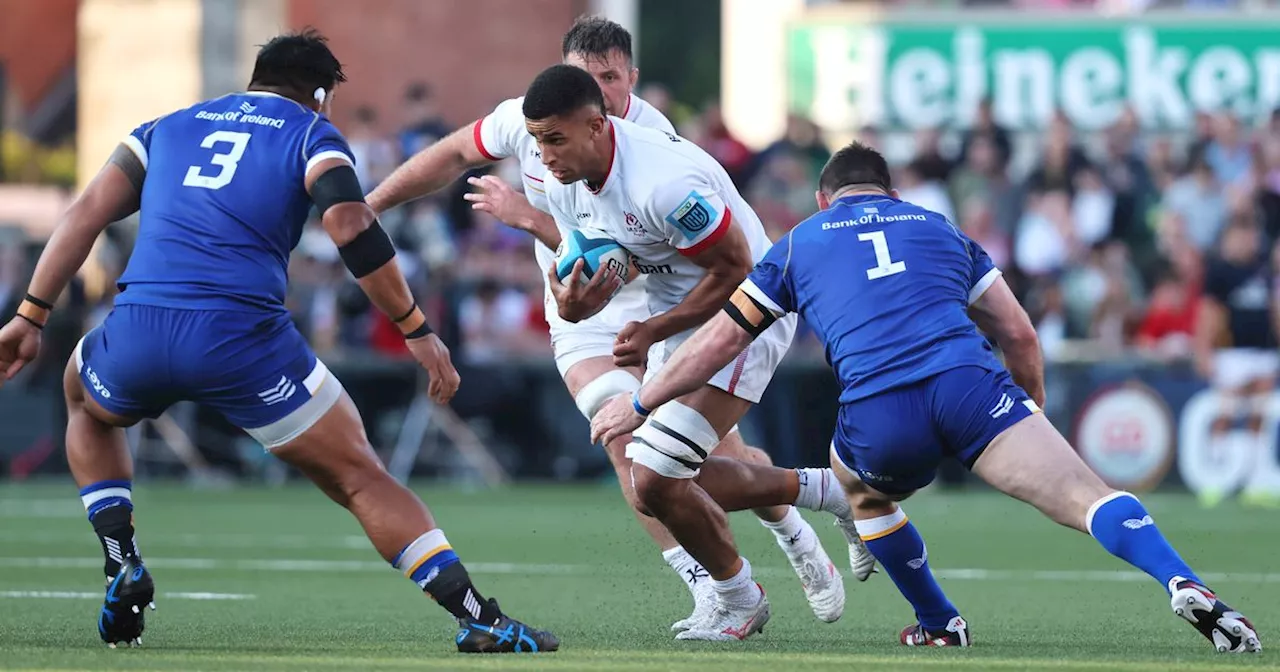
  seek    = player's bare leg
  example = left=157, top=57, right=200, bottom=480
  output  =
left=712, top=432, right=791, bottom=521
left=829, top=447, right=968, bottom=647
left=628, top=385, right=778, bottom=641
left=270, top=389, right=558, bottom=653
left=974, top=413, right=1260, bottom=653
left=63, top=355, right=154, bottom=648
left=564, top=357, right=680, bottom=548
left=567, top=357, right=851, bottom=628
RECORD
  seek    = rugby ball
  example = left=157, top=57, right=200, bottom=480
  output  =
left=555, top=229, right=630, bottom=286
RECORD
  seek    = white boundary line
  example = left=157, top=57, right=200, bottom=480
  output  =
left=0, top=557, right=1277, bottom=583
left=0, top=590, right=254, bottom=600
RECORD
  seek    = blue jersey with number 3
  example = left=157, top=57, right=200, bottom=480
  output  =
left=114, top=92, right=352, bottom=313
left=742, top=194, right=1004, bottom=403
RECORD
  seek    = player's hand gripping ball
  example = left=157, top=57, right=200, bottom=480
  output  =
left=554, top=229, right=630, bottom=291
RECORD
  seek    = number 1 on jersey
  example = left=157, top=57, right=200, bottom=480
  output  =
left=857, top=230, right=906, bottom=280
left=183, top=131, right=251, bottom=190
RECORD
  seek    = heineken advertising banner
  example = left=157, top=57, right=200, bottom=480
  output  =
left=788, top=19, right=1280, bottom=131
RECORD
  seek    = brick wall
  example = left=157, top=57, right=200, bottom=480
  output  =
left=288, top=0, right=590, bottom=133
left=0, top=0, right=77, bottom=112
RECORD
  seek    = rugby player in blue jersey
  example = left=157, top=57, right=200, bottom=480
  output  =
left=0, top=31, right=557, bottom=654
left=592, top=141, right=1261, bottom=653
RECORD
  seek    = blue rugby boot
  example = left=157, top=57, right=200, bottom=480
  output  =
left=99, top=558, right=155, bottom=648
left=455, top=598, right=559, bottom=653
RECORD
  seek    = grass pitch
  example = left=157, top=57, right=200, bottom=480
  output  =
left=0, top=482, right=1276, bottom=671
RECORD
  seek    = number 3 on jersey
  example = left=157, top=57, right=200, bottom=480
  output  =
left=183, top=131, right=251, bottom=190
left=857, top=230, right=906, bottom=280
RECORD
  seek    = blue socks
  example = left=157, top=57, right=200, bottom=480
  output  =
left=392, top=529, right=502, bottom=623
left=856, top=508, right=959, bottom=631
left=79, top=480, right=141, bottom=579
left=392, top=528, right=461, bottom=588
left=1087, top=491, right=1200, bottom=590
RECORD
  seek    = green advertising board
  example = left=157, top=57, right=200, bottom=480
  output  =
left=788, top=17, right=1280, bottom=131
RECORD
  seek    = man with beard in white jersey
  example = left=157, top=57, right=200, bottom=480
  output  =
left=524, top=64, right=853, bottom=641
left=367, top=17, right=874, bottom=634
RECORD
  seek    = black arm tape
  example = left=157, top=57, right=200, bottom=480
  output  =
left=311, top=164, right=367, bottom=215
left=722, top=288, right=777, bottom=339
left=108, top=143, right=146, bottom=194
left=338, top=221, right=396, bottom=278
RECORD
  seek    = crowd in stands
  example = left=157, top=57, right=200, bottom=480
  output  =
left=4, top=81, right=1279, bottom=372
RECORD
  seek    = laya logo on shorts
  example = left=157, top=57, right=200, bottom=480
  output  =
left=857, top=469, right=893, bottom=482
left=84, top=365, right=112, bottom=399
left=665, top=191, right=717, bottom=238
left=258, top=375, right=297, bottom=406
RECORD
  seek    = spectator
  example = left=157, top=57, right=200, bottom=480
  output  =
left=1135, top=263, right=1198, bottom=359
left=1204, top=113, right=1253, bottom=189
left=1163, top=153, right=1228, bottom=252
left=347, top=106, right=398, bottom=192
left=958, top=197, right=1010, bottom=268
left=1024, top=113, right=1091, bottom=196
left=746, top=114, right=831, bottom=188
left=1015, top=189, right=1073, bottom=278
left=949, top=134, right=1021, bottom=234
left=896, top=160, right=956, bottom=223
left=957, top=97, right=1012, bottom=170
left=910, top=127, right=955, bottom=183
left=692, top=102, right=753, bottom=186
left=1072, top=167, right=1116, bottom=247
left=397, top=82, right=450, bottom=161
left=458, top=278, right=539, bottom=364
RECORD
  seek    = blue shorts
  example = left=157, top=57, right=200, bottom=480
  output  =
left=832, top=366, right=1039, bottom=495
left=75, top=305, right=339, bottom=446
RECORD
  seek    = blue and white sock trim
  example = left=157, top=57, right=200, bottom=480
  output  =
left=79, top=480, right=133, bottom=520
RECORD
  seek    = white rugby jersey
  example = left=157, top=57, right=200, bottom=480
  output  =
left=543, top=118, right=774, bottom=316
left=472, top=93, right=675, bottom=279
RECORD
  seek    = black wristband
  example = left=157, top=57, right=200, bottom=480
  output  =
left=24, top=293, right=53, bottom=311
left=393, top=302, right=418, bottom=323
left=17, top=314, right=44, bottom=330
left=404, top=322, right=434, bottom=340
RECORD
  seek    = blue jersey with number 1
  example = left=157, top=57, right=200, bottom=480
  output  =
left=740, top=193, right=1036, bottom=494
left=115, top=91, right=352, bottom=313
left=743, top=194, right=1004, bottom=403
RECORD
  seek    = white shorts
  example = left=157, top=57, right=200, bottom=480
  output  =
left=1214, top=348, right=1280, bottom=390
left=643, top=313, right=797, bottom=403
left=537, top=240, right=652, bottom=378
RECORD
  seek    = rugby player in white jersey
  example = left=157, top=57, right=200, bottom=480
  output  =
left=524, top=63, right=852, bottom=641
left=367, top=17, right=873, bottom=633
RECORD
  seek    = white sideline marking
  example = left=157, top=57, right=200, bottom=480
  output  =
left=0, top=557, right=1277, bottom=584
left=0, top=590, right=254, bottom=600
left=0, top=500, right=84, bottom=519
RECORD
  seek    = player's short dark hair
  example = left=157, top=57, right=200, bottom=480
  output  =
left=249, top=28, right=346, bottom=95
left=562, top=15, right=633, bottom=63
left=522, top=64, right=606, bottom=121
left=818, top=141, right=892, bottom=196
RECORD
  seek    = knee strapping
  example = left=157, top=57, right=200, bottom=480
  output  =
left=574, top=370, right=641, bottom=420
left=626, top=401, right=719, bottom=479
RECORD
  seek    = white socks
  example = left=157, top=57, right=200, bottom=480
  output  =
left=663, top=546, right=710, bottom=595
left=759, top=506, right=816, bottom=554
left=713, top=557, right=761, bottom=610
left=795, top=468, right=851, bottom=518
